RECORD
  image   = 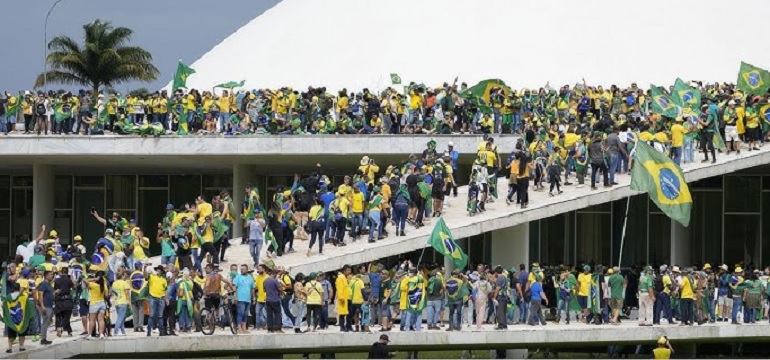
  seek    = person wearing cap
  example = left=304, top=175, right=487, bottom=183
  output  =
left=669, top=117, right=686, bottom=166
left=723, top=99, right=741, bottom=155
left=576, top=265, right=592, bottom=323
left=653, top=336, right=674, bottom=359
left=607, top=267, right=625, bottom=324
left=729, top=266, right=745, bottom=324
left=638, top=265, right=655, bottom=326
left=716, top=264, right=731, bottom=321
left=368, top=334, right=394, bottom=359
left=653, top=265, right=676, bottom=325
left=527, top=273, right=548, bottom=326
left=145, top=264, right=168, bottom=336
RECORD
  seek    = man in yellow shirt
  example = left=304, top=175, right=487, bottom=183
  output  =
left=669, top=118, right=686, bottom=166
left=198, top=216, right=219, bottom=269
left=145, top=265, right=168, bottom=336
left=349, top=274, right=365, bottom=332
left=350, top=187, right=365, bottom=240
left=335, top=265, right=352, bottom=332
left=576, top=265, right=592, bottom=322
left=676, top=267, right=696, bottom=326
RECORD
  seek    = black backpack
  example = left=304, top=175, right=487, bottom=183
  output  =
left=36, top=103, right=47, bottom=116
left=653, top=276, right=664, bottom=293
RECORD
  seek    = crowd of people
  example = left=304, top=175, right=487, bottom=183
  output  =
left=0, top=80, right=767, bottom=144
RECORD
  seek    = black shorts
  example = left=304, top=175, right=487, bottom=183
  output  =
left=6, top=327, right=27, bottom=339
left=431, top=187, right=445, bottom=200
left=79, top=299, right=89, bottom=317
left=205, top=294, right=221, bottom=310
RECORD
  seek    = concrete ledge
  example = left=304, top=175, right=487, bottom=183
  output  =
left=282, top=146, right=770, bottom=275
left=8, top=323, right=769, bottom=358
left=0, top=134, right=516, bottom=157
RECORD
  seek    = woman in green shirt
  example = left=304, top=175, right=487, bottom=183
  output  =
left=743, top=273, right=763, bottom=324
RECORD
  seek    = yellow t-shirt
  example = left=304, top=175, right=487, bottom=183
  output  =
left=357, top=164, right=380, bottom=183
left=88, top=281, right=106, bottom=303
left=305, top=280, right=324, bottom=305
left=350, top=277, right=365, bottom=305
left=197, top=202, right=213, bottom=226
left=351, top=192, right=365, bottom=213
left=254, top=273, right=268, bottom=303
left=399, top=276, right=409, bottom=310
left=577, top=273, right=591, bottom=297
left=680, top=276, right=694, bottom=300
left=148, top=274, right=168, bottom=299
left=185, top=94, right=196, bottom=111
left=662, top=275, right=672, bottom=294
left=564, top=133, right=579, bottom=149
left=16, top=278, right=29, bottom=297
left=111, top=279, right=130, bottom=306
left=478, top=150, right=497, bottom=168
left=201, top=226, right=214, bottom=243
left=670, top=123, right=686, bottom=148
left=653, top=347, right=672, bottom=359
left=132, top=238, right=148, bottom=261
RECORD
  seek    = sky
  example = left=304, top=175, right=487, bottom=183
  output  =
left=0, top=0, right=280, bottom=92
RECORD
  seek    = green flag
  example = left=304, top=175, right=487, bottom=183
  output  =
left=265, top=228, right=280, bottom=253
left=429, top=218, right=468, bottom=269
left=0, top=293, right=34, bottom=335
left=649, top=85, right=679, bottom=118
left=737, top=61, right=770, bottom=95
left=172, top=61, right=196, bottom=91
left=390, top=73, right=402, bottom=85
left=215, top=80, right=245, bottom=89
left=671, top=78, right=701, bottom=112
left=630, top=141, right=692, bottom=227
left=756, top=101, right=770, bottom=133
left=712, top=130, right=726, bottom=151
left=5, top=93, right=22, bottom=116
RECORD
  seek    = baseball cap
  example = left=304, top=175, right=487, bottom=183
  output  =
left=379, top=334, right=390, bottom=342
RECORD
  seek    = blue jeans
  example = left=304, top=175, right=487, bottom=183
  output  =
left=350, top=212, right=364, bottom=237
left=0, top=115, right=7, bottom=134
left=178, top=302, right=191, bottom=330
left=518, top=298, right=529, bottom=323
left=608, top=153, right=619, bottom=184
left=248, top=239, right=262, bottom=265
left=147, top=296, right=165, bottom=334
left=731, top=296, right=743, bottom=323
left=237, top=301, right=250, bottom=325
left=557, top=294, right=571, bottom=322
left=320, top=303, right=329, bottom=328
left=255, top=302, right=267, bottom=328
left=114, top=304, right=128, bottom=335
left=186, top=110, right=195, bottom=126
left=448, top=302, right=462, bottom=330
left=619, top=150, right=629, bottom=173
left=219, top=112, right=230, bottom=132
left=393, top=203, right=408, bottom=231
left=670, top=147, right=682, bottom=166
left=683, top=137, right=695, bottom=163
left=654, top=292, right=673, bottom=324
left=294, top=300, right=306, bottom=328
left=404, top=311, right=422, bottom=332
left=492, top=108, right=501, bottom=133
left=426, top=299, right=442, bottom=326
left=513, top=112, right=522, bottom=132
left=192, top=248, right=202, bottom=273
left=361, top=303, right=371, bottom=326
left=368, top=210, right=382, bottom=240
left=161, top=255, right=176, bottom=267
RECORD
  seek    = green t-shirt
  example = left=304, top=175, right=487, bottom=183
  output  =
left=747, top=280, right=762, bottom=295
left=567, top=273, right=578, bottom=292
left=160, top=237, right=176, bottom=256
left=639, top=274, right=653, bottom=292
left=608, top=274, right=624, bottom=299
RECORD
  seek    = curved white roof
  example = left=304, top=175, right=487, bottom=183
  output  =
left=180, top=0, right=770, bottom=92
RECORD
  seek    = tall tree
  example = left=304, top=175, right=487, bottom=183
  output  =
left=35, top=20, right=159, bottom=93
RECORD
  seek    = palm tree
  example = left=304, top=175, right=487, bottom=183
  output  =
left=35, top=20, right=159, bottom=93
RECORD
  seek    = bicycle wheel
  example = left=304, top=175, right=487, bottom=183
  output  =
left=200, top=308, right=215, bottom=335
left=224, top=306, right=238, bottom=334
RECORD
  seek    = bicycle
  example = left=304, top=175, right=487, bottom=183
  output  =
left=200, top=292, right=237, bottom=335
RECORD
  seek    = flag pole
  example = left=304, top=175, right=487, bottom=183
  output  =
left=617, top=141, right=638, bottom=268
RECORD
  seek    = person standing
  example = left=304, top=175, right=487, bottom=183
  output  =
left=264, top=269, right=283, bottom=333
left=444, top=270, right=465, bottom=331
left=638, top=266, right=656, bottom=326
left=527, top=274, right=548, bottom=326
left=492, top=266, right=509, bottom=330
left=111, top=271, right=130, bottom=336
left=555, top=268, right=572, bottom=324
left=129, top=262, right=147, bottom=332
left=577, top=265, right=592, bottom=323
left=336, top=265, right=352, bottom=332
left=606, top=127, right=627, bottom=185
left=588, top=132, right=610, bottom=190
left=304, top=273, right=324, bottom=332
left=292, top=273, right=308, bottom=334
left=53, top=267, right=75, bottom=337
left=474, top=273, right=492, bottom=329
left=607, top=267, right=625, bottom=324
left=245, top=214, right=265, bottom=266
left=653, top=336, right=674, bottom=359
left=36, top=271, right=55, bottom=345
left=145, top=265, right=168, bottom=337
left=233, top=264, right=256, bottom=334
left=730, top=267, right=745, bottom=324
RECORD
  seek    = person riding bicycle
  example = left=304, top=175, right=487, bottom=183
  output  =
left=203, top=264, right=233, bottom=319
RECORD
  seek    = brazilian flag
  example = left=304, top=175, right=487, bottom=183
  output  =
left=130, top=270, right=149, bottom=302
left=671, top=78, right=701, bottom=112
left=756, top=101, right=770, bottom=133
left=429, top=218, right=468, bottom=269
left=215, top=80, right=245, bottom=89
left=737, top=61, right=770, bottom=95
left=630, top=141, right=692, bottom=227
left=172, top=61, right=196, bottom=91
left=0, top=293, right=34, bottom=334
left=649, top=86, right=679, bottom=118
left=406, top=275, right=426, bottom=313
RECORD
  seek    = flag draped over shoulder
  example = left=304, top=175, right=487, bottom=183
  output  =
left=671, top=78, right=701, bottom=112
left=406, top=275, right=426, bottom=312
left=649, top=85, right=679, bottom=118
left=429, top=218, right=468, bottom=269
left=630, top=141, right=692, bottom=226
left=130, top=271, right=148, bottom=301
left=215, top=80, right=245, bottom=89
left=737, top=61, right=770, bottom=95
left=1, top=294, right=34, bottom=334
left=172, top=61, right=196, bottom=91
left=756, top=101, right=770, bottom=133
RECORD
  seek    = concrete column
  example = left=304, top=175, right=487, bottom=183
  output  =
left=490, top=223, right=529, bottom=269
left=32, top=163, right=55, bottom=237
left=232, top=164, right=256, bottom=240
left=671, top=220, right=691, bottom=266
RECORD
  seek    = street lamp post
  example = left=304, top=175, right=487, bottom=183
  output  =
left=43, top=0, right=64, bottom=91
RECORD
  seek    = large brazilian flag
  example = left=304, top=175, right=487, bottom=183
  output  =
left=406, top=275, right=426, bottom=313
left=429, top=218, right=468, bottom=270
left=649, top=85, right=679, bottom=118
left=1, top=293, right=34, bottom=334
left=737, top=61, right=770, bottom=95
left=630, top=141, right=692, bottom=226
